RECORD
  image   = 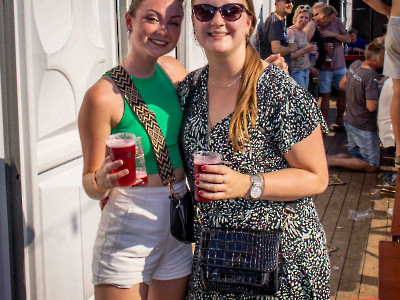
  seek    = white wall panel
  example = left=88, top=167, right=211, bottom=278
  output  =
left=15, top=0, right=118, bottom=299
left=37, top=158, right=99, bottom=299
left=0, top=71, right=12, bottom=300
left=181, top=3, right=208, bottom=72
left=27, top=0, right=116, bottom=172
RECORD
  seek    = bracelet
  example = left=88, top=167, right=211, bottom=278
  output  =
left=92, top=171, right=108, bottom=193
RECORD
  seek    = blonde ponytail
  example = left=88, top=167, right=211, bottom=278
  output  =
left=229, top=43, right=264, bottom=152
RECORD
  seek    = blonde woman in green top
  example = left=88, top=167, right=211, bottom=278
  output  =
left=78, top=1, right=191, bottom=299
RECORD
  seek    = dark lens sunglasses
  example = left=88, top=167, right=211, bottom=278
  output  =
left=284, top=0, right=294, bottom=4
left=298, top=5, right=310, bottom=10
left=193, top=3, right=247, bottom=22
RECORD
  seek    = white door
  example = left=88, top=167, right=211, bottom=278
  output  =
left=11, top=0, right=118, bottom=299
left=0, top=67, right=12, bottom=300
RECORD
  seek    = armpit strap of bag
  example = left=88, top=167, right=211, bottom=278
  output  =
left=107, top=65, right=175, bottom=185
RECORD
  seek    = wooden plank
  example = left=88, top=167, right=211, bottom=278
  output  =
left=324, top=132, right=347, bottom=156
left=316, top=130, right=349, bottom=221
left=320, top=170, right=352, bottom=243
left=336, top=173, right=377, bottom=299
left=359, top=196, right=393, bottom=298
left=328, top=172, right=365, bottom=299
left=314, top=185, right=334, bottom=221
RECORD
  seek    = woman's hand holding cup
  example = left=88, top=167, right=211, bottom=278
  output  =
left=193, top=151, right=251, bottom=202
left=95, top=156, right=128, bottom=190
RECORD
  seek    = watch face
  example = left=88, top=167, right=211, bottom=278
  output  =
left=250, top=186, right=263, bottom=199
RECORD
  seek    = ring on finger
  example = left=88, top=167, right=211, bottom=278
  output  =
left=220, top=174, right=225, bottom=184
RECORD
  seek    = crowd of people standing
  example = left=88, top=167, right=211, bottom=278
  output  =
left=255, top=0, right=398, bottom=174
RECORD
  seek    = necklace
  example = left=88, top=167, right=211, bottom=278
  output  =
left=209, top=72, right=242, bottom=88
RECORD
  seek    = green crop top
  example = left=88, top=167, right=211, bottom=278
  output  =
left=107, top=64, right=183, bottom=175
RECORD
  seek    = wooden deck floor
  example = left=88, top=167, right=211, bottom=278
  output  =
left=315, top=105, right=396, bottom=299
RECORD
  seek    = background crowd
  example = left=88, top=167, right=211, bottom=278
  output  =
left=254, top=0, right=398, bottom=174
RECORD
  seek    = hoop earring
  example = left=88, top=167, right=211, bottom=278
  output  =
left=193, top=29, right=197, bottom=42
left=246, top=32, right=250, bottom=43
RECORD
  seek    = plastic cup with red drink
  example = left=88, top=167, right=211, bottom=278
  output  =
left=193, top=151, right=222, bottom=202
left=105, top=132, right=137, bottom=186
left=134, top=136, right=148, bottom=186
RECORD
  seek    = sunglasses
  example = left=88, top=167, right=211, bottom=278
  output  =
left=281, top=0, right=294, bottom=4
left=193, top=3, right=247, bottom=22
left=298, top=5, right=310, bottom=10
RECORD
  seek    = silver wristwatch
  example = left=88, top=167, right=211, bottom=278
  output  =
left=249, top=174, right=264, bottom=200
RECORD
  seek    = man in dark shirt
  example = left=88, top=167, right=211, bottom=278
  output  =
left=327, top=42, right=385, bottom=172
left=258, top=0, right=297, bottom=69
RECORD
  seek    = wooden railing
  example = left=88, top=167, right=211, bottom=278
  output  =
left=379, top=169, right=400, bottom=300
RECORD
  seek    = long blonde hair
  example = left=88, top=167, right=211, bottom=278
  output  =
left=229, top=1, right=264, bottom=152
left=191, top=0, right=264, bottom=152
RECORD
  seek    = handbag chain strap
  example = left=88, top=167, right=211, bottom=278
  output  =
left=106, top=65, right=176, bottom=186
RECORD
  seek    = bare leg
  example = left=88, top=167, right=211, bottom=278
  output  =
left=148, top=276, right=190, bottom=300
left=336, top=90, right=346, bottom=127
left=326, top=154, right=378, bottom=172
left=328, top=153, right=353, bottom=159
left=390, top=78, right=400, bottom=159
left=95, top=283, right=149, bottom=300
left=320, top=92, right=331, bottom=123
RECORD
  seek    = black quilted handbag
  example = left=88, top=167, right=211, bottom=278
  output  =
left=198, top=227, right=283, bottom=296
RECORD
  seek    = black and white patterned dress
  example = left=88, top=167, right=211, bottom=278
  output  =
left=178, top=64, right=330, bottom=300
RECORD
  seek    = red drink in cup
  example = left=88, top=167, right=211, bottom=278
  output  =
left=193, top=151, right=222, bottom=202
left=105, top=132, right=137, bottom=186
left=324, top=57, right=332, bottom=69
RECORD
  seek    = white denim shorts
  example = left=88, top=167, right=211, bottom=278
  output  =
left=92, top=180, right=193, bottom=288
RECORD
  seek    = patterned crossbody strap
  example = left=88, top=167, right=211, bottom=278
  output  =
left=107, top=65, right=175, bottom=185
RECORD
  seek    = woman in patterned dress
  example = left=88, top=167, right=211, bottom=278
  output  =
left=178, top=0, right=331, bottom=299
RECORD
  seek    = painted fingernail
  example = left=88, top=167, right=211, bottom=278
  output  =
left=201, top=165, right=206, bottom=171
left=199, top=191, right=203, bottom=196
left=195, top=174, right=200, bottom=179
left=195, top=180, right=200, bottom=186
